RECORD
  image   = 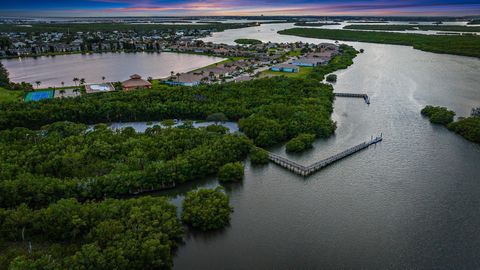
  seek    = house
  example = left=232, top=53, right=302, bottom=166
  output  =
left=122, top=74, right=152, bottom=90
left=292, top=57, right=326, bottom=67
left=271, top=64, right=300, bottom=73
left=165, top=73, right=203, bottom=87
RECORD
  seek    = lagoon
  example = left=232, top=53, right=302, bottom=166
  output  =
left=2, top=52, right=225, bottom=88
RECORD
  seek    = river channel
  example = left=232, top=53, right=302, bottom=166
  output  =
left=168, top=23, right=480, bottom=269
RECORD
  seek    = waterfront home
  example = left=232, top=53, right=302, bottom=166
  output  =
left=292, top=57, right=326, bottom=67
left=85, top=83, right=115, bottom=94
left=122, top=74, right=152, bottom=90
left=319, top=43, right=339, bottom=52
left=271, top=64, right=300, bottom=73
left=165, top=73, right=203, bottom=87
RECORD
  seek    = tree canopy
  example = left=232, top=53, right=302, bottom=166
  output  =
left=181, top=187, right=232, bottom=231
left=0, top=121, right=251, bottom=208
left=218, top=162, right=244, bottom=182
left=421, top=105, right=455, bottom=125
left=0, top=196, right=183, bottom=269
left=285, top=133, right=316, bottom=153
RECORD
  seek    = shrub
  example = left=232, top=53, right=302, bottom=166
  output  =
left=421, top=105, right=455, bottom=125
left=206, top=124, right=228, bottom=134
left=285, top=133, right=316, bottom=153
left=326, top=74, right=337, bottom=82
left=181, top=187, right=231, bottom=231
left=218, top=162, right=244, bottom=182
left=206, top=112, right=228, bottom=123
left=250, top=147, right=269, bottom=165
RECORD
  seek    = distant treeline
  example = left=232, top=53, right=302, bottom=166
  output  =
left=344, top=24, right=480, bottom=32
left=0, top=22, right=254, bottom=33
left=294, top=22, right=341, bottom=27
left=467, top=20, right=480, bottom=25
left=278, top=28, right=480, bottom=58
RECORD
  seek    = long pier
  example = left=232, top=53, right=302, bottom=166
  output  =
left=268, top=135, right=383, bottom=176
left=334, top=92, right=370, bottom=104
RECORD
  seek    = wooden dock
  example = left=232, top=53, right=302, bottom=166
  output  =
left=268, top=135, right=383, bottom=176
left=334, top=92, right=370, bottom=104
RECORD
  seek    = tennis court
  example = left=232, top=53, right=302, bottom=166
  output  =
left=24, top=90, right=55, bottom=102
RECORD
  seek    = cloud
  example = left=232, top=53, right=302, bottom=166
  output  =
left=2, top=0, right=480, bottom=16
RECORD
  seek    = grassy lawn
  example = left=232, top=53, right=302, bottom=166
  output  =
left=0, top=87, right=22, bottom=103
left=286, top=49, right=302, bottom=57
left=259, top=66, right=313, bottom=79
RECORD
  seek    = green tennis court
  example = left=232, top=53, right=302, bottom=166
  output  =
left=24, top=90, right=55, bottom=102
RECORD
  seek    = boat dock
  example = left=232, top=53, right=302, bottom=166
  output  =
left=268, top=135, right=383, bottom=176
left=334, top=92, right=370, bottom=104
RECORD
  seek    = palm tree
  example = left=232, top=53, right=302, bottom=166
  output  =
left=73, top=88, right=79, bottom=95
left=102, top=76, right=106, bottom=82
left=80, top=78, right=86, bottom=85
left=59, top=89, right=66, bottom=97
left=35, top=81, right=41, bottom=89
left=170, top=71, right=174, bottom=78
left=73, top=77, right=79, bottom=87
left=61, top=81, right=65, bottom=88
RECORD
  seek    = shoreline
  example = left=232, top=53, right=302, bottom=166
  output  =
left=278, top=28, right=480, bottom=58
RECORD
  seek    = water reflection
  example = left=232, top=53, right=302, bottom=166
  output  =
left=3, top=52, right=225, bottom=87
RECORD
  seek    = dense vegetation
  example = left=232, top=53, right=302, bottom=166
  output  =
left=250, top=147, right=269, bottom=164
left=0, top=62, right=9, bottom=89
left=234, top=38, right=262, bottom=45
left=0, top=23, right=254, bottom=33
left=422, top=105, right=480, bottom=144
left=294, top=22, right=340, bottom=27
left=0, top=77, right=336, bottom=147
left=421, top=105, right=455, bottom=125
left=0, top=121, right=251, bottom=208
left=0, top=196, right=183, bottom=269
left=285, top=133, right=316, bottom=153
left=278, top=28, right=480, bottom=57
left=218, top=162, right=244, bottom=182
left=181, top=188, right=232, bottom=231
left=344, top=24, right=480, bottom=32
left=447, top=117, right=480, bottom=144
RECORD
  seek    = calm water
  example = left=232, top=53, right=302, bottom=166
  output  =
left=166, top=23, right=480, bottom=269
left=2, top=52, right=224, bottom=87
left=96, top=120, right=239, bottom=133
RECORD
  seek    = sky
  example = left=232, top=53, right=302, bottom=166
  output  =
left=1, top=0, right=480, bottom=17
